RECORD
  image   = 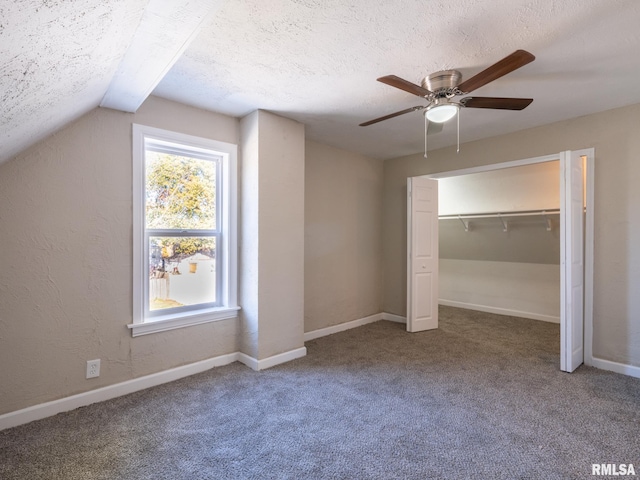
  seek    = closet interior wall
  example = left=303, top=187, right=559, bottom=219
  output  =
left=438, top=161, right=561, bottom=323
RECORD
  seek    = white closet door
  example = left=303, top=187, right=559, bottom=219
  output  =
left=560, top=151, right=585, bottom=372
left=407, top=177, right=439, bottom=332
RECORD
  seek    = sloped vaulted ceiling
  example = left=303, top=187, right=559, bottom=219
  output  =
left=0, top=0, right=148, bottom=163
left=2, top=0, right=640, bottom=164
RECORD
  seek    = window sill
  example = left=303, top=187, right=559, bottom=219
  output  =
left=128, top=306, right=241, bottom=337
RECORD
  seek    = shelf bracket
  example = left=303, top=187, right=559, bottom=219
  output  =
left=457, top=215, right=470, bottom=232
left=498, top=214, right=509, bottom=232
left=542, top=211, right=553, bottom=231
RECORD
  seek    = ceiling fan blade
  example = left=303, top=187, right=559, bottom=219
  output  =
left=359, top=106, right=426, bottom=126
left=377, top=75, right=432, bottom=97
left=460, top=97, right=533, bottom=110
left=457, top=50, right=535, bottom=94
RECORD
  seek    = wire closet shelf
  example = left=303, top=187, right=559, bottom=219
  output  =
left=438, top=208, right=560, bottom=232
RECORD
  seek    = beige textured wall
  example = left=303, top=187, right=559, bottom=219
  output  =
left=239, top=111, right=305, bottom=360
left=0, top=96, right=241, bottom=415
left=239, top=112, right=260, bottom=358
left=438, top=161, right=560, bottom=215
left=440, top=260, right=561, bottom=322
left=383, top=103, right=640, bottom=367
left=440, top=216, right=560, bottom=264
left=304, top=141, right=383, bottom=332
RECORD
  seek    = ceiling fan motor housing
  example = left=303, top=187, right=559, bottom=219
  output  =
left=422, top=70, right=462, bottom=96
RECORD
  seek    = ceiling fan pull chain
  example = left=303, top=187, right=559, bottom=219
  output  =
left=424, top=113, right=428, bottom=158
left=457, top=107, right=460, bottom=153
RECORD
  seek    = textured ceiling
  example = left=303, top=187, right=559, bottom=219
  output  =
left=3, top=0, right=640, bottom=164
left=0, top=0, right=148, bottom=163
left=155, top=0, right=640, bottom=159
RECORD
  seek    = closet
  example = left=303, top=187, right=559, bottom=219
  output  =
left=437, top=161, right=561, bottom=323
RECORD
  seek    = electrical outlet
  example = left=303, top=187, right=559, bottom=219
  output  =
left=86, top=359, right=101, bottom=379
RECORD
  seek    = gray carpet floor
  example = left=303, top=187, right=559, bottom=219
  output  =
left=1, top=306, right=639, bottom=479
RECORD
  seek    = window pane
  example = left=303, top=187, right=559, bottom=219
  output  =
left=145, top=151, right=216, bottom=230
left=149, top=236, right=217, bottom=311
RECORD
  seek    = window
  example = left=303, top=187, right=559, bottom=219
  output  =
left=130, top=124, right=238, bottom=336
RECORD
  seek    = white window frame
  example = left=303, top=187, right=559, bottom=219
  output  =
left=129, top=124, right=239, bottom=336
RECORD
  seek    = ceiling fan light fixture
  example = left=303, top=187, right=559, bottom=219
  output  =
left=426, top=104, right=458, bottom=123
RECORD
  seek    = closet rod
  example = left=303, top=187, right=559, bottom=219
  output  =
left=438, top=208, right=560, bottom=220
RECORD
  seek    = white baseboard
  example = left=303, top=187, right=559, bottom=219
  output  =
left=303, top=312, right=407, bottom=342
left=382, top=312, right=407, bottom=323
left=238, top=347, right=307, bottom=371
left=303, top=313, right=383, bottom=341
left=0, top=346, right=307, bottom=431
left=590, top=357, right=640, bottom=379
left=438, top=299, right=560, bottom=324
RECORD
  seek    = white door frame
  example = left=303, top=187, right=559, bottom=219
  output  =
left=422, top=149, right=595, bottom=367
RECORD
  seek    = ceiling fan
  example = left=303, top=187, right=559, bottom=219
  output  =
left=359, top=50, right=535, bottom=131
